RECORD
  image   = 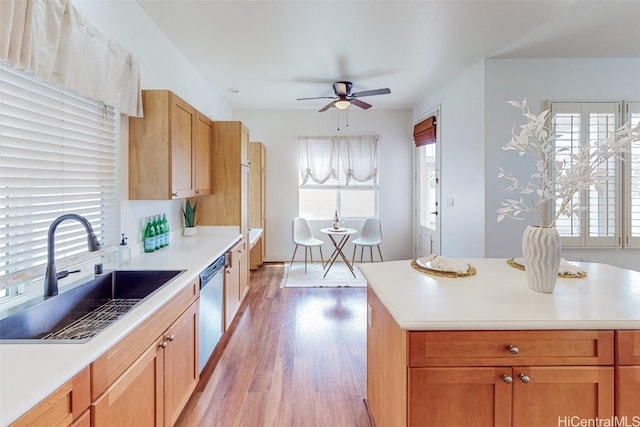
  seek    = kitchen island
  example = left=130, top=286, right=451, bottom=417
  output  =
left=0, top=226, right=241, bottom=426
left=359, top=259, right=640, bottom=427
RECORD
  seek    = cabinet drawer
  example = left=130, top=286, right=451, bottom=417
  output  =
left=408, top=330, right=614, bottom=367
left=11, top=366, right=90, bottom=427
left=615, top=330, right=640, bottom=365
left=91, top=278, right=198, bottom=400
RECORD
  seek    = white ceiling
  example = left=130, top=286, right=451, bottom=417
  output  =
left=137, top=0, right=640, bottom=111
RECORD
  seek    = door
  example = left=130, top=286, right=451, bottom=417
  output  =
left=415, top=140, right=440, bottom=257
left=92, top=341, right=163, bottom=427
left=408, top=367, right=512, bottom=427
left=512, top=366, right=614, bottom=427
left=170, top=94, right=196, bottom=199
left=615, top=366, right=640, bottom=418
left=163, top=302, right=199, bottom=427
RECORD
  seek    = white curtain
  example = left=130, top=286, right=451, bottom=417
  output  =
left=339, top=135, right=379, bottom=185
left=298, top=135, right=379, bottom=186
left=0, top=0, right=143, bottom=117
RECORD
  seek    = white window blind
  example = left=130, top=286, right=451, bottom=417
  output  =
left=550, top=102, right=621, bottom=248
left=625, top=101, right=640, bottom=248
left=0, top=63, right=118, bottom=288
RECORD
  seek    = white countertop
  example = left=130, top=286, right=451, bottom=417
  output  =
left=0, top=226, right=242, bottom=426
left=359, top=258, right=640, bottom=331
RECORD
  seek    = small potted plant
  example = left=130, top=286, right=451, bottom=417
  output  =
left=182, top=200, right=198, bottom=236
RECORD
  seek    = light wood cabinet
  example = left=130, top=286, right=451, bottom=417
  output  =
left=11, top=367, right=90, bottom=427
left=615, top=330, right=640, bottom=418
left=224, top=238, right=248, bottom=330
left=368, top=288, right=617, bottom=427
left=92, top=301, right=198, bottom=427
left=249, top=141, right=265, bottom=270
left=129, top=90, right=198, bottom=200
left=194, top=112, right=213, bottom=196
left=91, top=341, right=163, bottom=427
left=91, top=280, right=198, bottom=427
left=199, top=121, right=250, bottom=237
left=162, top=301, right=199, bottom=426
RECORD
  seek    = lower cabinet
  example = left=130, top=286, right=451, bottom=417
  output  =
left=367, top=288, right=624, bottom=427
left=408, top=366, right=613, bottom=427
left=11, top=367, right=90, bottom=427
left=224, top=238, right=248, bottom=330
left=91, top=300, right=198, bottom=427
left=92, top=341, right=163, bottom=426
left=615, top=330, right=640, bottom=418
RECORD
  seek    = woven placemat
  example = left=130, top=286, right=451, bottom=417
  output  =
left=411, top=259, right=477, bottom=278
left=506, top=258, right=586, bottom=278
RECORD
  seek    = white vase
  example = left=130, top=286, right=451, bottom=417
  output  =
left=183, top=226, right=197, bottom=237
left=521, top=225, right=561, bottom=293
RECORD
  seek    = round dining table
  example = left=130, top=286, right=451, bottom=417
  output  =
left=320, top=227, right=357, bottom=278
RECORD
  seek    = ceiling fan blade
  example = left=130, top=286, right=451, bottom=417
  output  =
left=350, top=98, right=372, bottom=110
left=296, top=96, right=336, bottom=101
left=319, top=101, right=336, bottom=112
left=351, top=88, right=391, bottom=98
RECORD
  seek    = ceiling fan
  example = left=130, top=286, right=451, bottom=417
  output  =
left=296, top=81, right=391, bottom=112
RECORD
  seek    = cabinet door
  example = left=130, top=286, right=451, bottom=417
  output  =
left=512, top=367, right=614, bottom=427
left=92, top=341, right=163, bottom=427
left=616, top=366, right=640, bottom=418
left=408, top=367, right=512, bottom=427
left=170, top=94, right=196, bottom=199
left=163, top=302, right=199, bottom=427
left=239, top=238, right=249, bottom=299
left=224, top=241, right=242, bottom=330
left=195, top=113, right=212, bottom=196
left=240, top=124, right=250, bottom=166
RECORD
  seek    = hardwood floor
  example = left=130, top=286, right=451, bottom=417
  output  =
left=176, top=263, right=371, bottom=427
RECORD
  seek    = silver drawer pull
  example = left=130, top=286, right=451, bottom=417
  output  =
left=502, top=374, right=513, bottom=384
left=508, top=345, right=519, bottom=354
left=160, top=341, right=168, bottom=348
left=519, top=374, right=531, bottom=383
left=167, top=334, right=175, bottom=342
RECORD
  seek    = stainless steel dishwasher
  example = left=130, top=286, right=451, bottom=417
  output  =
left=198, top=254, right=226, bottom=373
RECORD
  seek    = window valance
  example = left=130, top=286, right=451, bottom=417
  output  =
left=414, top=115, right=437, bottom=146
left=0, top=0, right=143, bottom=116
left=298, top=135, right=379, bottom=187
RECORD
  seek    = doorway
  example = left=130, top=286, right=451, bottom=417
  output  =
left=414, top=112, right=441, bottom=258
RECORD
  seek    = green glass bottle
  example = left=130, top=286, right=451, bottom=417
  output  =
left=161, top=213, right=169, bottom=247
left=153, top=215, right=161, bottom=250
left=143, top=217, right=155, bottom=253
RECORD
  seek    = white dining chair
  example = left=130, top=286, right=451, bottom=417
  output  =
left=352, top=217, right=383, bottom=263
left=290, top=217, right=325, bottom=273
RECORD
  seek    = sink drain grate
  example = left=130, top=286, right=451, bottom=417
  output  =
left=43, top=299, right=141, bottom=340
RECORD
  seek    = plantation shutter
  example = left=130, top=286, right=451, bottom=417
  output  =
left=550, top=102, right=621, bottom=248
left=0, top=63, right=118, bottom=287
left=625, top=102, right=640, bottom=248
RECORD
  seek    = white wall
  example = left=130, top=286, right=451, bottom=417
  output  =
left=485, top=58, right=640, bottom=270
left=413, top=62, right=486, bottom=258
left=233, top=108, right=414, bottom=262
left=73, top=0, right=232, bottom=251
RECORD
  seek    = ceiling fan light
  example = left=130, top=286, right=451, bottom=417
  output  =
left=335, top=99, right=351, bottom=109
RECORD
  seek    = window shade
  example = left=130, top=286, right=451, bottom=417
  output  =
left=550, top=102, right=620, bottom=247
left=298, top=135, right=379, bottom=188
left=413, top=116, right=436, bottom=147
left=0, top=63, right=118, bottom=286
left=626, top=102, right=640, bottom=247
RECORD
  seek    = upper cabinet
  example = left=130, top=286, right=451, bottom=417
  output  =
left=129, top=90, right=212, bottom=200
left=198, top=121, right=250, bottom=236
left=195, top=112, right=213, bottom=196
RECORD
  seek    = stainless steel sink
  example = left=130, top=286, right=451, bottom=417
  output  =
left=0, top=270, right=184, bottom=343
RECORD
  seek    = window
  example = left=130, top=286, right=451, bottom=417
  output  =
left=298, top=136, right=378, bottom=219
left=626, top=102, right=640, bottom=248
left=0, top=63, right=119, bottom=294
left=550, top=101, right=639, bottom=248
